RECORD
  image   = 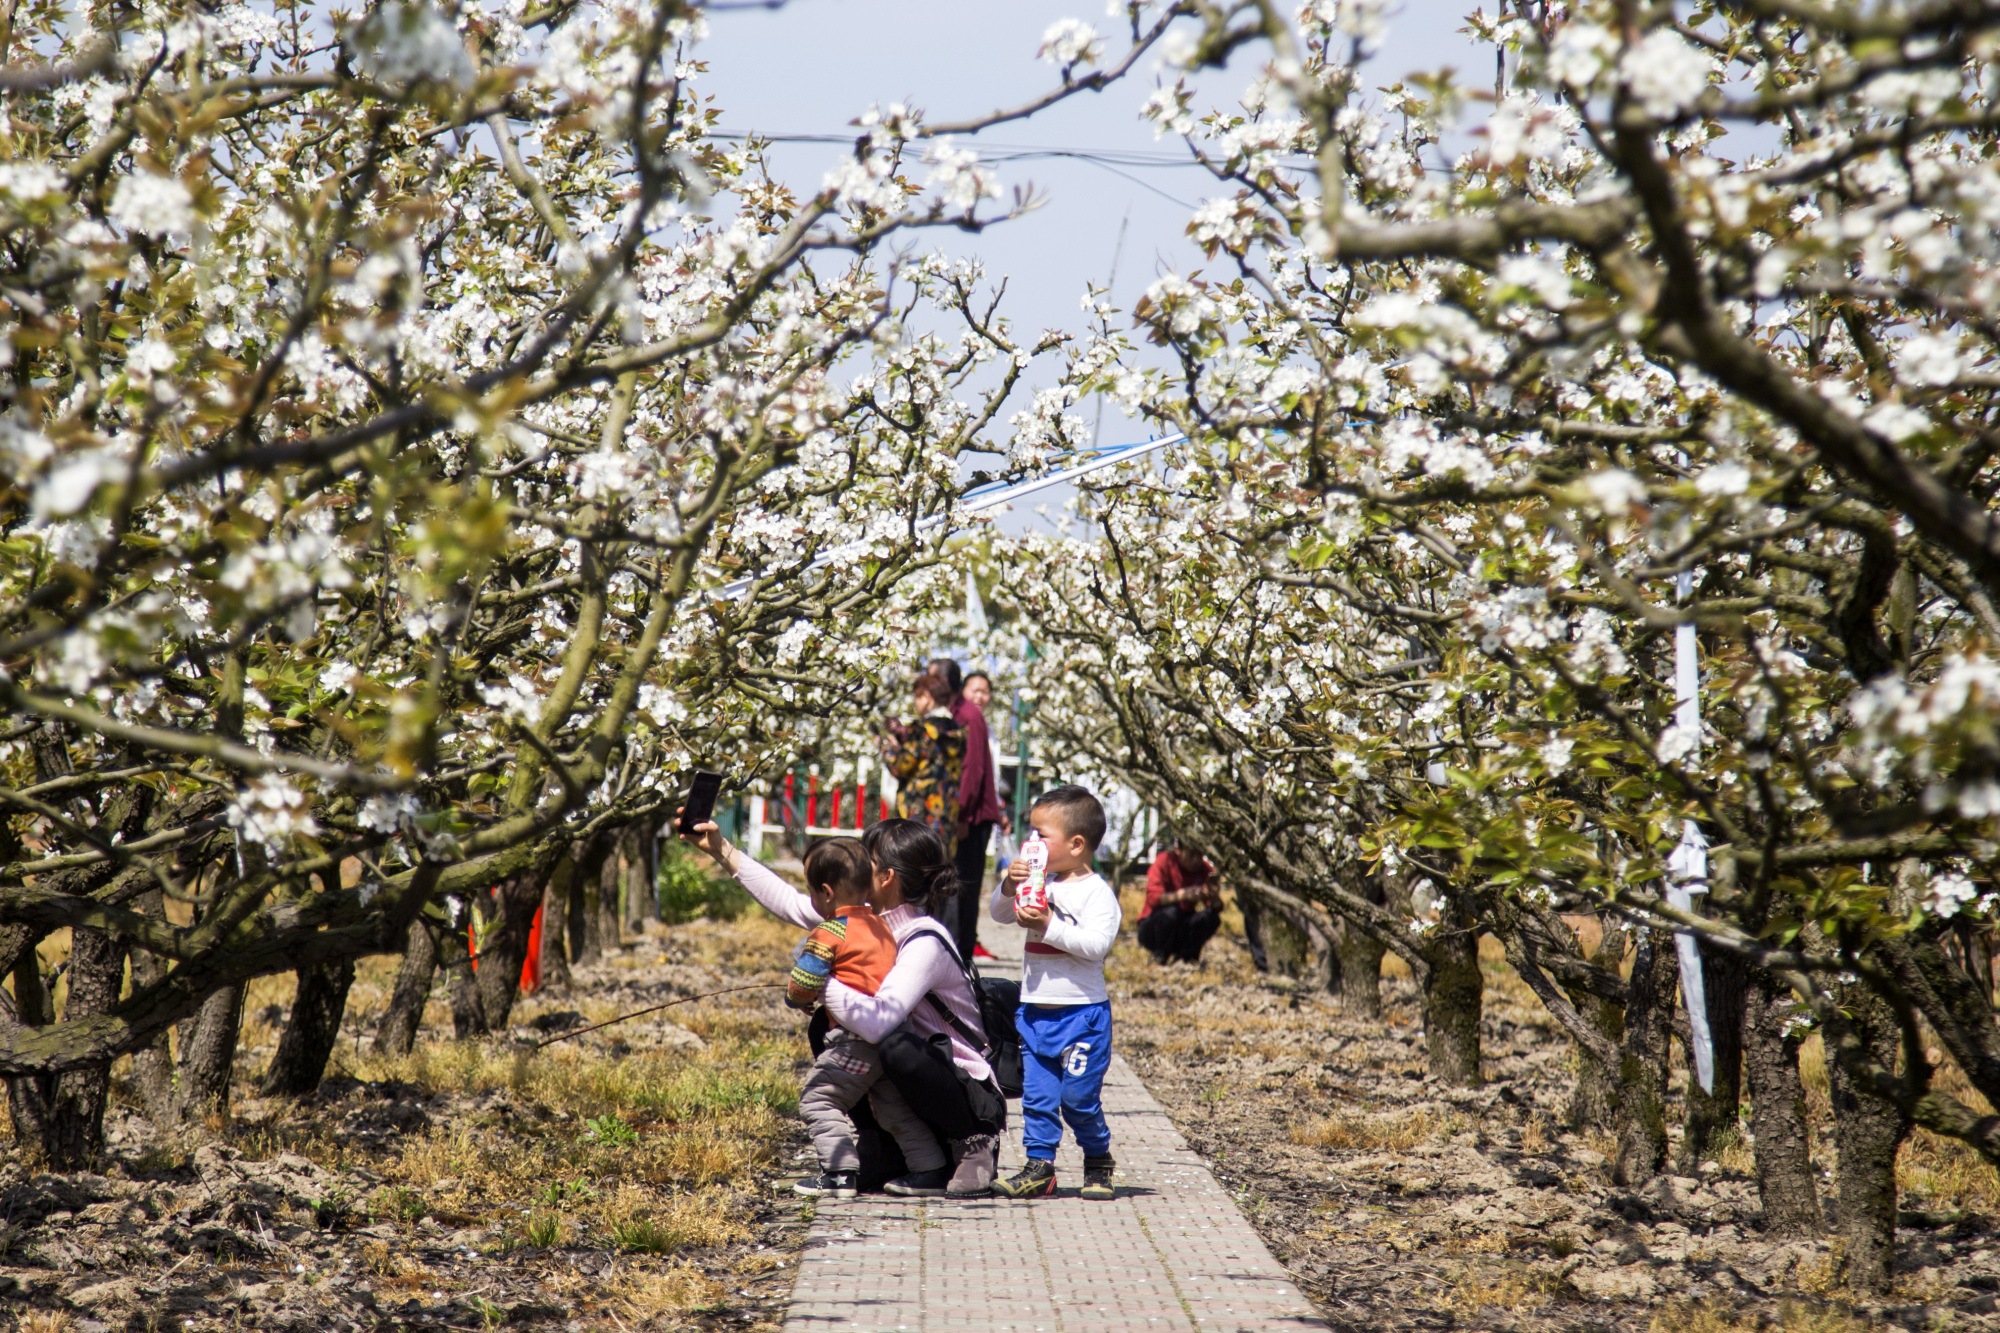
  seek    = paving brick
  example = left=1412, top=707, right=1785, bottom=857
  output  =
left=779, top=913, right=1325, bottom=1333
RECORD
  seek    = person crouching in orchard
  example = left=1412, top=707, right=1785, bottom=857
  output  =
left=988, top=784, right=1121, bottom=1200
left=783, top=839, right=948, bottom=1198
left=1136, top=837, right=1222, bottom=965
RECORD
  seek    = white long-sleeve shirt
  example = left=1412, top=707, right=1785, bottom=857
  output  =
left=726, top=854, right=992, bottom=1083
left=989, top=870, right=1119, bottom=1005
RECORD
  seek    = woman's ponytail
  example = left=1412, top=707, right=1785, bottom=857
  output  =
left=862, top=818, right=958, bottom=915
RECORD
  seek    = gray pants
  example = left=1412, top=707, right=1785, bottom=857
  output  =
left=802, top=1030, right=945, bottom=1172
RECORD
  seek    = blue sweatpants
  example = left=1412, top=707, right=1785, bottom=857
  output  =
left=1016, top=1002, right=1113, bottom=1160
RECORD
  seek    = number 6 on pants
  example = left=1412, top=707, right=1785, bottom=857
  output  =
left=1016, top=1001, right=1113, bottom=1161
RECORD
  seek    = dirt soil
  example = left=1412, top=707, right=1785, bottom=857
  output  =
left=1109, top=894, right=2000, bottom=1333
left=16, top=886, right=2000, bottom=1333
left=1, top=912, right=820, bottom=1333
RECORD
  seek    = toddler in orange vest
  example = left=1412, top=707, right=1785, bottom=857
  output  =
left=786, top=838, right=945, bottom=1198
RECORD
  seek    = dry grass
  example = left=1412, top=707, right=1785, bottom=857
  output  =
left=1442, top=1262, right=1568, bottom=1312
left=1290, top=1107, right=1461, bottom=1152
left=1707, top=1126, right=1757, bottom=1178
left=1649, top=1299, right=1877, bottom=1333
left=599, top=1183, right=753, bottom=1254
left=614, top=1266, right=730, bottom=1321
left=15, top=1314, right=76, bottom=1333
left=1899, top=1126, right=2000, bottom=1213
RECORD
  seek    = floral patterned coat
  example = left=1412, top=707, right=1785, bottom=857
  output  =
left=883, top=710, right=965, bottom=858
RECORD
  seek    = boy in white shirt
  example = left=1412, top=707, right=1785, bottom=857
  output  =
left=987, top=784, right=1121, bottom=1200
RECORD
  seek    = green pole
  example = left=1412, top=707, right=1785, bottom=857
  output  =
left=1013, top=639, right=1038, bottom=829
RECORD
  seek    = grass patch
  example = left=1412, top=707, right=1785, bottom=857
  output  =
left=1290, top=1108, right=1459, bottom=1152
left=1443, top=1262, right=1568, bottom=1312
left=1649, top=1300, right=1877, bottom=1333
left=602, top=1185, right=751, bottom=1254
left=613, top=1265, right=730, bottom=1320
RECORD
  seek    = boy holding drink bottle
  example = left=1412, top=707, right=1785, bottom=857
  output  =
left=987, top=784, right=1122, bottom=1200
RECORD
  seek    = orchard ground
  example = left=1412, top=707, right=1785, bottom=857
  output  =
left=6, top=878, right=2000, bottom=1333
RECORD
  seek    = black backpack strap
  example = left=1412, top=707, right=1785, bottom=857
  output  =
left=904, top=921, right=993, bottom=1057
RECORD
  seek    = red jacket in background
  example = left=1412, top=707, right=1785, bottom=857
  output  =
left=1141, top=851, right=1215, bottom=919
left=952, top=697, right=1002, bottom=825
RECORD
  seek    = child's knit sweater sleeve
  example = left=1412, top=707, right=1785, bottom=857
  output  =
left=786, top=918, right=847, bottom=1011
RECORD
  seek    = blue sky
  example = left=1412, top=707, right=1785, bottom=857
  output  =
left=695, top=0, right=1488, bottom=528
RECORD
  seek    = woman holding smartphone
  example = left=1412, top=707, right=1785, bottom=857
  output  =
left=676, top=813, right=1005, bottom=1196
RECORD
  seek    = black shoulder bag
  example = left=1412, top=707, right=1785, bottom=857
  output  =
left=909, top=922, right=1024, bottom=1098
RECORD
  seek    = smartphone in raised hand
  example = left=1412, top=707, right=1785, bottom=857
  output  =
left=676, top=770, right=725, bottom=836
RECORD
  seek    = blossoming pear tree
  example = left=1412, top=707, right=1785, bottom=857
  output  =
left=1001, top=0, right=2000, bottom=1289
left=0, top=0, right=1186, bottom=1166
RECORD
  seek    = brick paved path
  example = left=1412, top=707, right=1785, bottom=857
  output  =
left=781, top=906, right=1326, bottom=1333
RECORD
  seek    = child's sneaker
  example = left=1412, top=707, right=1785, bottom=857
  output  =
left=883, top=1167, right=951, bottom=1197
left=793, top=1170, right=859, bottom=1199
left=1080, top=1155, right=1116, bottom=1200
left=993, top=1159, right=1056, bottom=1199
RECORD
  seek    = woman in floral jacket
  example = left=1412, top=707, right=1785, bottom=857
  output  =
left=883, top=671, right=965, bottom=860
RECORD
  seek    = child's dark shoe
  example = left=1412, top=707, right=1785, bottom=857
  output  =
left=883, top=1167, right=951, bottom=1197
left=993, top=1159, right=1056, bottom=1199
left=1080, top=1155, right=1116, bottom=1200
left=793, top=1170, right=859, bottom=1199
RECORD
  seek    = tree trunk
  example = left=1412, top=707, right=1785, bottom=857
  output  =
left=1742, top=967, right=1822, bottom=1237
left=129, top=891, right=181, bottom=1124
left=1829, top=978, right=1910, bottom=1294
left=446, top=911, right=487, bottom=1039
left=569, top=834, right=622, bottom=969
left=622, top=821, right=657, bottom=931
left=9, top=927, right=125, bottom=1168
left=597, top=842, right=624, bottom=954
left=476, top=863, right=553, bottom=1033
left=566, top=839, right=595, bottom=969
left=1568, top=922, right=1626, bottom=1131
left=178, top=982, right=245, bottom=1122
left=1333, top=919, right=1386, bottom=1018
left=259, top=961, right=357, bottom=1097
left=1614, top=928, right=1679, bottom=1186
left=538, top=878, right=572, bottom=993
left=1678, top=944, right=1748, bottom=1171
left=376, top=917, right=442, bottom=1057
left=1422, top=928, right=1483, bottom=1086
left=6, top=936, right=56, bottom=1156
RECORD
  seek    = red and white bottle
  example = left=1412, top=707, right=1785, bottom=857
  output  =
left=1016, top=832, right=1049, bottom=913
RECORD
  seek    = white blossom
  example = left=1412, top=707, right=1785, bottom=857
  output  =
left=226, top=775, right=319, bottom=848
left=1039, top=19, right=1102, bottom=67
left=107, top=172, right=195, bottom=236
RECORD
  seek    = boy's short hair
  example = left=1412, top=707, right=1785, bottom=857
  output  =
left=804, top=837, right=872, bottom=900
left=1032, top=783, right=1107, bottom=852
